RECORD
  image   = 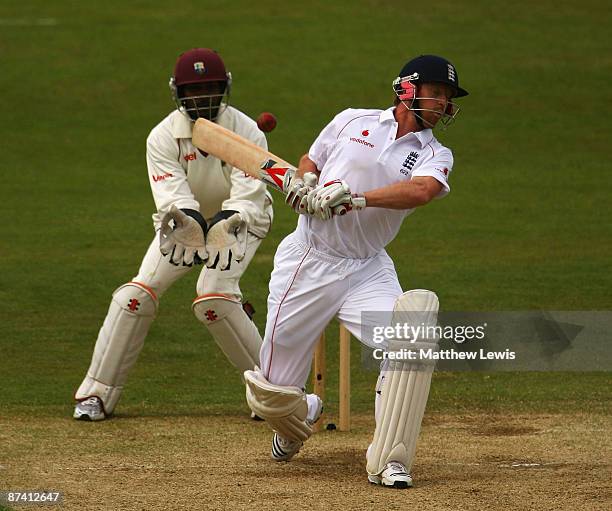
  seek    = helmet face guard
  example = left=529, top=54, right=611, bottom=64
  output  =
left=169, top=48, right=232, bottom=122
left=393, top=74, right=460, bottom=128
left=169, top=75, right=231, bottom=122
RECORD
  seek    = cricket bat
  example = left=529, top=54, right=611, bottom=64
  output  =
left=192, top=117, right=296, bottom=193
left=191, top=118, right=348, bottom=214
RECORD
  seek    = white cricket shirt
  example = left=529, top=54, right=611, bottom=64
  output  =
left=295, top=107, right=454, bottom=258
left=146, top=106, right=272, bottom=238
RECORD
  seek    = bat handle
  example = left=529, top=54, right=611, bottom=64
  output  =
left=332, top=205, right=349, bottom=216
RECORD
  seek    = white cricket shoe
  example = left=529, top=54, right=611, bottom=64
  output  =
left=73, top=397, right=106, bottom=421
left=368, top=462, right=413, bottom=489
left=270, top=395, right=323, bottom=462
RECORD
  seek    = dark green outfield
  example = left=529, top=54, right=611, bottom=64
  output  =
left=1, top=1, right=610, bottom=418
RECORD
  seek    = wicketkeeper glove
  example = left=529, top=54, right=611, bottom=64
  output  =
left=159, top=205, right=208, bottom=266
left=205, top=210, right=248, bottom=271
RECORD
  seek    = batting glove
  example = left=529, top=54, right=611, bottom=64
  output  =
left=306, top=180, right=366, bottom=220
left=283, top=171, right=319, bottom=214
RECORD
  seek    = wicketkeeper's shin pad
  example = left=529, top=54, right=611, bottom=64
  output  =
left=366, top=289, right=440, bottom=476
left=192, top=295, right=261, bottom=373
left=75, top=282, right=158, bottom=413
left=244, top=369, right=313, bottom=442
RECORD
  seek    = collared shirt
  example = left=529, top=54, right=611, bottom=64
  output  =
left=146, top=106, right=272, bottom=238
left=295, top=107, right=454, bottom=259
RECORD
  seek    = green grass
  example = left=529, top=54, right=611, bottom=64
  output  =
left=0, top=0, right=610, bottom=419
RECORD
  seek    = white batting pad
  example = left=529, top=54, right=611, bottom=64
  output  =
left=75, top=282, right=158, bottom=413
left=244, top=369, right=312, bottom=442
left=366, top=289, right=439, bottom=476
left=192, top=295, right=262, bottom=373
left=394, top=288, right=439, bottom=329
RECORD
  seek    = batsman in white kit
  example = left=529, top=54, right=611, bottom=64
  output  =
left=73, top=48, right=273, bottom=421
left=244, top=55, right=468, bottom=488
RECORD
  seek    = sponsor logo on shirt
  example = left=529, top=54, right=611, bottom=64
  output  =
left=437, top=167, right=449, bottom=176
left=362, top=130, right=369, bottom=136
left=350, top=137, right=374, bottom=148
left=183, top=152, right=197, bottom=161
left=400, top=151, right=420, bottom=175
left=152, top=171, right=173, bottom=182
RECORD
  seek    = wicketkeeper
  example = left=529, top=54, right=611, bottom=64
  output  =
left=73, top=48, right=273, bottom=421
left=245, top=55, right=468, bottom=488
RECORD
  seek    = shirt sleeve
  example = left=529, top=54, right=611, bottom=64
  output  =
left=411, top=147, right=454, bottom=199
left=221, top=122, right=269, bottom=229
left=146, top=124, right=200, bottom=216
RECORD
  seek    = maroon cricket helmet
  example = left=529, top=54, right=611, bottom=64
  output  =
left=169, top=48, right=232, bottom=121
left=172, top=48, right=230, bottom=86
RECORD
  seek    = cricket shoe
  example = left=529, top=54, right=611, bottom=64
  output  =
left=271, top=434, right=303, bottom=462
left=368, top=462, right=413, bottom=489
left=271, top=395, right=323, bottom=462
left=73, top=397, right=106, bottom=421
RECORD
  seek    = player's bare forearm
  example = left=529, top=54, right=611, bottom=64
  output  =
left=297, top=154, right=320, bottom=179
left=363, top=176, right=443, bottom=209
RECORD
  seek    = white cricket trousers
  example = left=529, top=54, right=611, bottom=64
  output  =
left=260, top=233, right=403, bottom=388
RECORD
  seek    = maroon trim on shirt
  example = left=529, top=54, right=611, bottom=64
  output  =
left=265, top=246, right=312, bottom=380
left=336, top=113, right=380, bottom=139
left=427, top=141, right=435, bottom=157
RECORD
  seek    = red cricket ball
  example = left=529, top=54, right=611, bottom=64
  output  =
left=257, top=112, right=277, bottom=132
